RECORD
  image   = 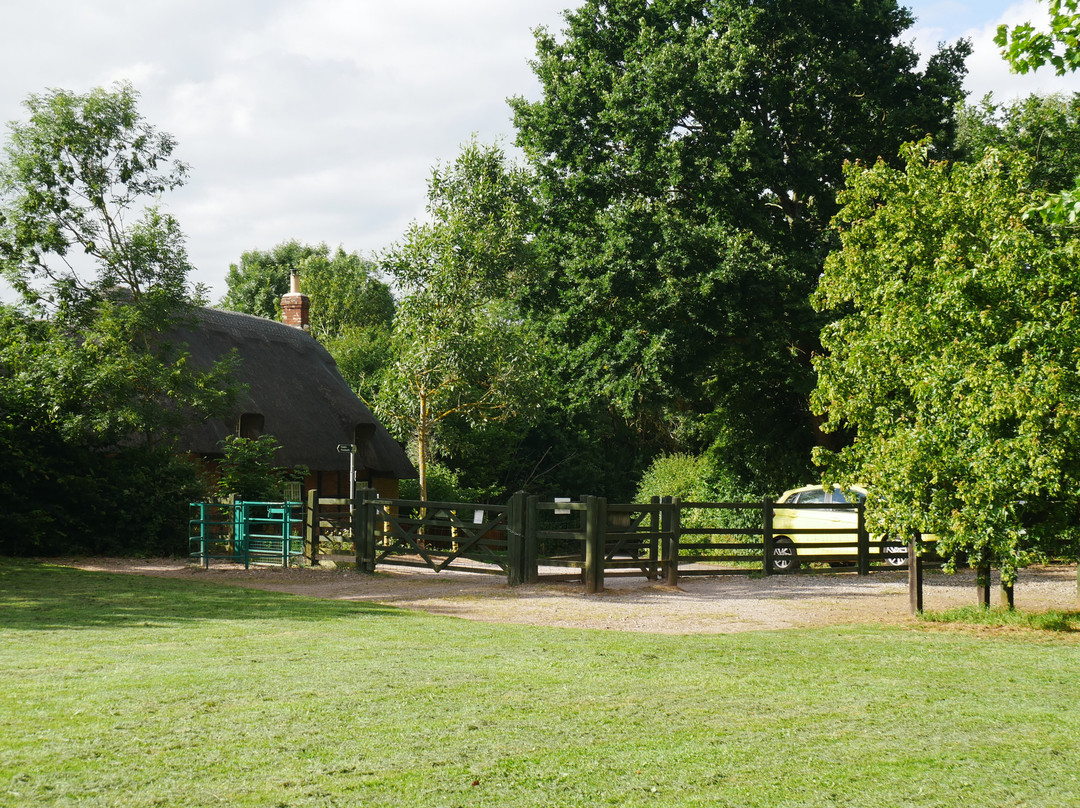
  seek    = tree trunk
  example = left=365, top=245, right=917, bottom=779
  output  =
left=416, top=391, right=431, bottom=502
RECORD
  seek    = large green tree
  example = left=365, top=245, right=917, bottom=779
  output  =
left=511, top=0, right=969, bottom=494
left=813, top=142, right=1080, bottom=581
left=0, top=84, right=235, bottom=554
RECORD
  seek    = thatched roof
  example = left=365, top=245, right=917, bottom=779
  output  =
left=172, top=307, right=415, bottom=478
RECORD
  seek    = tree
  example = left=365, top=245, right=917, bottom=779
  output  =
left=221, top=240, right=394, bottom=339
left=376, top=141, right=545, bottom=500
left=0, top=84, right=236, bottom=554
left=996, top=0, right=1080, bottom=76
left=510, top=0, right=970, bottom=494
left=996, top=3, right=1080, bottom=223
left=812, top=142, right=1080, bottom=582
left=0, top=82, right=192, bottom=306
left=955, top=92, right=1080, bottom=187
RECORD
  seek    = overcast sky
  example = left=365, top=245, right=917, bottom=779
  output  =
left=2, top=0, right=1079, bottom=302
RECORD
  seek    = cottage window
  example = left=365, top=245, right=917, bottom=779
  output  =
left=238, top=413, right=265, bottom=439
left=354, top=422, right=375, bottom=448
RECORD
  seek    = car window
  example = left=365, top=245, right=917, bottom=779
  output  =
left=798, top=489, right=826, bottom=504
left=831, top=487, right=866, bottom=505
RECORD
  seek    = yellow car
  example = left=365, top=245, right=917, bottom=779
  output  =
left=771, top=485, right=911, bottom=571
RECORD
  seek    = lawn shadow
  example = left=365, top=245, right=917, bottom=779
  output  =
left=0, top=559, right=406, bottom=631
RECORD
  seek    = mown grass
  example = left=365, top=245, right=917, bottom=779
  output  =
left=3, top=559, right=1080, bottom=807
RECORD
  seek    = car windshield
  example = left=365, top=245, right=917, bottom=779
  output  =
left=832, top=488, right=865, bottom=504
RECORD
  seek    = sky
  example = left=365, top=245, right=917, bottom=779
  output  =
left=1, top=0, right=1079, bottom=302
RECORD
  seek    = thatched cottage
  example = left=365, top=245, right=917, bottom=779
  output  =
left=174, top=275, right=415, bottom=498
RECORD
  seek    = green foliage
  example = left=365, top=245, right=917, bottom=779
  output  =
left=0, top=84, right=239, bottom=555
left=920, top=605, right=1080, bottom=631
left=0, top=82, right=191, bottom=304
left=376, top=141, right=548, bottom=500
left=210, top=435, right=308, bottom=502
left=635, top=453, right=713, bottom=503
left=813, top=142, right=1080, bottom=582
left=510, top=0, right=970, bottom=492
left=220, top=240, right=394, bottom=339
left=321, top=323, right=396, bottom=405
left=996, top=0, right=1080, bottom=76
left=955, top=93, right=1080, bottom=194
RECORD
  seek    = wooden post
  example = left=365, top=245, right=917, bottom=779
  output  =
left=584, top=496, right=607, bottom=594
left=305, top=488, right=320, bottom=566
left=525, top=495, right=539, bottom=584
left=506, top=491, right=526, bottom=587
left=976, top=564, right=991, bottom=608
left=354, top=487, right=377, bottom=573
left=908, top=537, right=923, bottom=615
left=762, top=498, right=775, bottom=576
left=663, top=496, right=681, bottom=587
left=856, top=503, right=869, bottom=576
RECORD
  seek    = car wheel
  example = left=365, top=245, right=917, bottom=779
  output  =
left=772, top=538, right=798, bottom=573
left=883, top=537, right=908, bottom=567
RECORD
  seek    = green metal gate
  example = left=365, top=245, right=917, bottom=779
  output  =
left=189, top=500, right=304, bottom=568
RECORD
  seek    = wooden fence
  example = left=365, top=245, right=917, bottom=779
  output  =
left=342, top=492, right=938, bottom=602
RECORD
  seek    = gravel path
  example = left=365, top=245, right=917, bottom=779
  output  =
left=57, top=558, right=1080, bottom=634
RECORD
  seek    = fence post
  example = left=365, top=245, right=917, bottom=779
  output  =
left=507, top=491, right=526, bottom=587
left=976, top=564, right=992, bottom=608
left=648, top=496, right=661, bottom=581
left=856, top=503, right=870, bottom=576
left=354, top=487, right=377, bottom=574
left=525, top=495, right=539, bottom=584
left=908, top=535, right=923, bottom=615
left=762, top=498, right=774, bottom=576
left=663, top=496, right=681, bottom=587
left=584, top=495, right=607, bottom=594
left=305, top=489, right=320, bottom=566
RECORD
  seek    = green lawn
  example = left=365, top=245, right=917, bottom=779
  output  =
left=2, top=560, right=1080, bottom=807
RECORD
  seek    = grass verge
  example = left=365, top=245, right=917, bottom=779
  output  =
left=919, top=605, right=1080, bottom=632
left=3, top=558, right=1080, bottom=807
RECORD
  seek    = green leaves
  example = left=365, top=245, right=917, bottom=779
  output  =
left=376, top=142, right=546, bottom=499
left=814, top=142, right=1080, bottom=576
left=510, top=0, right=969, bottom=492
left=0, top=82, right=189, bottom=304
left=996, top=0, right=1080, bottom=76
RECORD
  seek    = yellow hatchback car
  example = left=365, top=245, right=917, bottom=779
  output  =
left=771, top=484, right=910, bottom=571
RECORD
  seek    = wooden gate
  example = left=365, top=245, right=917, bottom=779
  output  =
left=356, top=491, right=513, bottom=576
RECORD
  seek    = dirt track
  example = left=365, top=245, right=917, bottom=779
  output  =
left=58, top=558, right=1080, bottom=634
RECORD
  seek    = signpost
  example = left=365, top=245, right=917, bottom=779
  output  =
left=337, top=443, right=356, bottom=510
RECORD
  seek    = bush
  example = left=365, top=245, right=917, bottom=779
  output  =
left=636, top=453, right=762, bottom=531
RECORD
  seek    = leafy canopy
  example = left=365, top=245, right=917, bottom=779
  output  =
left=0, top=82, right=192, bottom=306
left=220, top=240, right=394, bottom=339
left=0, top=84, right=237, bottom=554
left=376, top=141, right=546, bottom=500
left=510, top=0, right=969, bottom=494
left=813, top=142, right=1080, bottom=581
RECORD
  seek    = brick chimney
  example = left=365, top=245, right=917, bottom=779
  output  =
left=281, top=269, right=310, bottom=331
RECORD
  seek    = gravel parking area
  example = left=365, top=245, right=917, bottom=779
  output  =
left=56, top=558, right=1079, bottom=634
